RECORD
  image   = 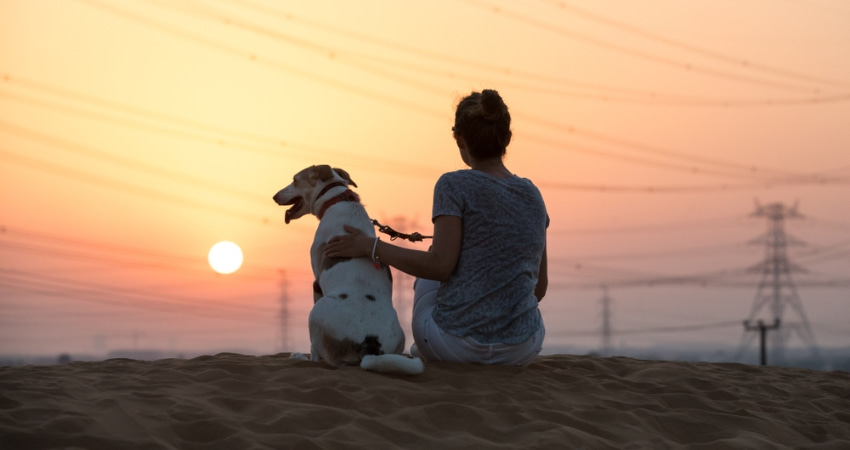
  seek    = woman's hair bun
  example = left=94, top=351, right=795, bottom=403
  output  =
left=479, top=89, right=507, bottom=122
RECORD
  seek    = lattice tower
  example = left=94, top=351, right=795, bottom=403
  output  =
left=737, top=201, right=819, bottom=364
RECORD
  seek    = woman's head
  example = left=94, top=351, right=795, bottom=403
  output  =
left=453, top=89, right=512, bottom=161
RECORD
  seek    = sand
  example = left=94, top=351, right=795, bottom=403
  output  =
left=1, top=353, right=849, bottom=449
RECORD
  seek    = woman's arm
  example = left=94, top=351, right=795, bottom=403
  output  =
left=324, top=215, right=462, bottom=282
left=535, top=240, right=548, bottom=302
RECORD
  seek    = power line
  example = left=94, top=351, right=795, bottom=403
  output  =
left=0, top=269, right=284, bottom=320
left=535, top=177, right=841, bottom=195
left=0, top=225, right=314, bottom=282
left=805, top=218, right=850, bottom=232
left=548, top=257, right=850, bottom=290
left=8, top=82, right=844, bottom=192
left=73, top=0, right=445, bottom=119
left=9, top=206, right=836, bottom=300
left=0, top=240, right=297, bottom=284
left=0, top=148, right=277, bottom=226
left=183, top=0, right=850, bottom=107
left=6, top=70, right=847, bottom=191
left=463, top=0, right=834, bottom=93
left=222, top=0, right=678, bottom=102
left=537, top=0, right=850, bottom=88
left=795, top=238, right=850, bottom=264
left=615, top=320, right=743, bottom=336
left=4, top=5, right=846, bottom=193
left=11, top=77, right=844, bottom=194
left=549, top=214, right=747, bottom=235
left=0, top=119, right=266, bottom=207
left=149, top=0, right=454, bottom=96
left=59, top=0, right=850, bottom=186
left=0, top=75, right=445, bottom=177
left=777, top=0, right=850, bottom=18
left=0, top=84, right=754, bottom=187
left=523, top=115, right=833, bottom=180
left=554, top=319, right=742, bottom=338
left=0, top=280, right=281, bottom=325
left=550, top=242, right=748, bottom=264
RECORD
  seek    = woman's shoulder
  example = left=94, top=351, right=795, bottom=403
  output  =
left=439, top=169, right=520, bottom=182
left=438, top=170, right=542, bottom=190
left=436, top=169, right=475, bottom=185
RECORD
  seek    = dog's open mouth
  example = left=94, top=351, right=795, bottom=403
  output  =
left=280, top=197, right=303, bottom=224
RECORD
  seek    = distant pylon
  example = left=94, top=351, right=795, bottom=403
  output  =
left=736, top=201, right=819, bottom=364
left=600, top=285, right=613, bottom=356
left=278, top=270, right=289, bottom=353
left=385, top=215, right=418, bottom=348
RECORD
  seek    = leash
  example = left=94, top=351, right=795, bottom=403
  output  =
left=371, top=219, right=432, bottom=242
left=317, top=181, right=430, bottom=242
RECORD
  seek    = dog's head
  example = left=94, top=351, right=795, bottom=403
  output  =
left=273, top=165, right=358, bottom=224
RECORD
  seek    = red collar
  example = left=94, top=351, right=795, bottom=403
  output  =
left=317, top=183, right=360, bottom=219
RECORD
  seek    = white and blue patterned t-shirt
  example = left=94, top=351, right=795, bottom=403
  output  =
left=431, top=170, right=548, bottom=345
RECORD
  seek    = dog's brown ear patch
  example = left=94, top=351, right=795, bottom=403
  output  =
left=314, top=165, right=357, bottom=187
left=315, top=165, right=335, bottom=182
left=333, top=167, right=357, bottom=188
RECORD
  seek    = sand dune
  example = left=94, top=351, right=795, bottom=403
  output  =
left=1, top=353, right=848, bottom=449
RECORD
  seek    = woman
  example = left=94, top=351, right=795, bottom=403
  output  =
left=324, top=89, right=548, bottom=366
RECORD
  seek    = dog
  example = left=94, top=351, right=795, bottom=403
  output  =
left=273, top=165, right=423, bottom=375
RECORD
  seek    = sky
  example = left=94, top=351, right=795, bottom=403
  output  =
left=1, top=0, right=849, bottom=360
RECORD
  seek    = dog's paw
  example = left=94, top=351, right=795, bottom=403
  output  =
left=290, top=352, right=309, bottom=361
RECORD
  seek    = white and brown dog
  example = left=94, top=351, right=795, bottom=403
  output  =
left=273, top=165, right=423, bottom=375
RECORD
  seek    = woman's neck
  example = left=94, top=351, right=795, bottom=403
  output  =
left=470, top=158, right=512, bottom=179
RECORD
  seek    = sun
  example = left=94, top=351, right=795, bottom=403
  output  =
left=208, top=241, right=243, bottom=274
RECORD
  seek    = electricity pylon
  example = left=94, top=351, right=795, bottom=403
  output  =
left=278, top=270, right=289, bottom=353
left=737, top=201, right=819, bottom=364
left=600, top=285, right=613, bottom=356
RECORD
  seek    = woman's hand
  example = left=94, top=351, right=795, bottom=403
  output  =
left=324, top=224, right=374, bottom=259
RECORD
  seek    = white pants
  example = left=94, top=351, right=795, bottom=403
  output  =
left=411, top=278, right=544, bottom=366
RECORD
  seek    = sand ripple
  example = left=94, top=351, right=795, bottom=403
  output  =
left=1, top=353, right=849, bottom=449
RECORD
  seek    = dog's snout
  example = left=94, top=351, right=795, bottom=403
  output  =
left=273, top=190, right=285, bottom=205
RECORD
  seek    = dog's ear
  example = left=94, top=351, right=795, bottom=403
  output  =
left=332, top=167, right=357, bottom=188
left=314, top=165, right=336, bottom=183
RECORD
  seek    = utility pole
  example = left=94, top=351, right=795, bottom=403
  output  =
left=743, top=318, right=781, bottom=365
left=380, top=215, right=428, bottom=350
left=386, top=215, right=420, bottom=348
left=600, top=286, right=613, bottom=356
left=278, top=270, right=289, bottom=353
left=393, top=268, right=413, bottom=347
left=737, top=201, right=819, bottom=365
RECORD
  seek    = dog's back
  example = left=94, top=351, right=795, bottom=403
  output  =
left=310, top=197, right=405, bottom=366
left=274, top=165, right=420, bottom=374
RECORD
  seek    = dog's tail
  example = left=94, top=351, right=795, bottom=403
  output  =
left=360, top=354, right=424, bottom=375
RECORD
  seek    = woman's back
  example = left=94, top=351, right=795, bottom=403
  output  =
left=431, top=169, right=548, bottom=345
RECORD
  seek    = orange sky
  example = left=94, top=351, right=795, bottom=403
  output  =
left=2, top=0, right=849, bottom=359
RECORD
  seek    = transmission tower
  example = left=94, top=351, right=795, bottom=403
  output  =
left=278, top=270, right=290, bottom=353
left=599, top=285, right=613, bottom=356
left=737, top=201, right=819, bottom=364
left=386, top=215, right=419, bottom=348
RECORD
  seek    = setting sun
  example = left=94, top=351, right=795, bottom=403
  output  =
left=208, top=241, right=244, bottom=275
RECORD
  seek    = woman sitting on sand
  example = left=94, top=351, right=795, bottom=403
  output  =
left=324, top=89, right=548, bottom=366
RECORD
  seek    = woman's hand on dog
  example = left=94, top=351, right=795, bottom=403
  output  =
left=324, top=225, right=372, bottom=259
